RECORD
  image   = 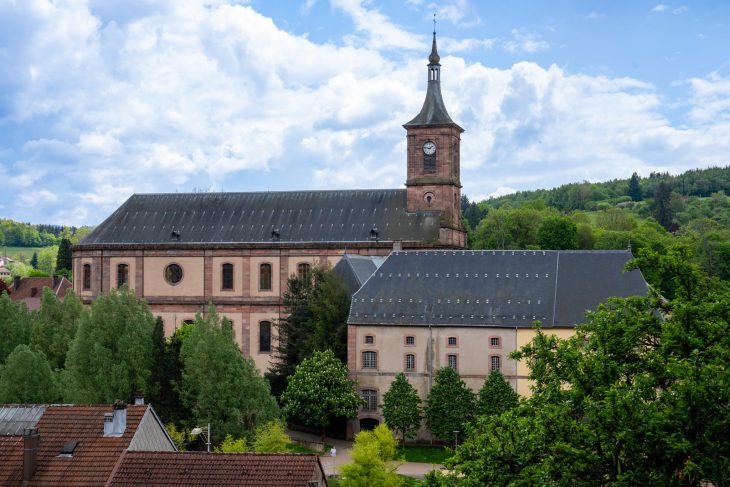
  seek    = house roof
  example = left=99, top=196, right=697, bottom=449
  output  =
left=0, top=405, right=46, bottom=435
left=77, top=190, right=441, bottom=247
left=348, top=249, right=648, bottom=328
left=106, top=451, right=327, bottom=487
left=0, top=404, right=168, bottom=487
left=333, top=254, right=385, bottom=294
left=9, top=276, right=71, bottom=310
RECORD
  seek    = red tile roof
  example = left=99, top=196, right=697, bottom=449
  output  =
left=8, top=276, right=72, bottom=310
left=0, top=405, right=148, bottom=487
left=107, top=451, right=327, bottom=487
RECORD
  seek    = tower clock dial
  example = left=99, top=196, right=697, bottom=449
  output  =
left=423, top=141, right=436, bottom=155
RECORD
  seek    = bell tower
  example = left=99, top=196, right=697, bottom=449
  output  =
left=403, top=29, right=466, bottom=247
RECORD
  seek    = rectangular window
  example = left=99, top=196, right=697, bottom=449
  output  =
left=222, top=263, right=234, bottom=290
left=447, top=336, right=457, bottom=347
left=405, top=354, right=415, bottom=372
left=116, top=263, right=128, bottom=288
left=491, top=355, right=501, bottom=372
left=405, top=336, right=415, bottom=346
left=259, top=263, right=272, bottom=291
left=297, top=262, right=311, bottom=280
left=362, top=351, right=377, bottom=369
left=490, top=337, right=500, bottom=347
left=259, top=321, right=271, bottom=353
left=448, top=354, right=458, bottom=370
left=361, top=389, right=378, bottom=411
left=83, top=264, right=91, bottom=290
left=364, top=335, right=374, bottom=344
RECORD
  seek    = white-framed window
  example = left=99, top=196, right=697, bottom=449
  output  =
left=491, top=355, right=501, bottom=372
left=361, top=389, right=378, bottom=411
left=448, top=354, right=458, bottom=370
left=405, top=354, right=415, bottom=372
left=405, top=335, right=415, bottom=346
left=364, top=335, right=374, bottom=344
left=362, top=351, right=377, bottom=369
left=447, top=336, right=457, bottom=347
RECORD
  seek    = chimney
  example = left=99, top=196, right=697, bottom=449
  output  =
left=112, top=400, right=127, bottom=436
left=103, top=412, right=114, bottom=436
left=134, top=390, right=144, bottom=405
left=23, top=428, right=40, bottom=482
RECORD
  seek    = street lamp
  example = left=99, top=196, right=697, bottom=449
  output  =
left=453, top=430, right=459, bottom=451
left=191, top=423, right=211, bottom=453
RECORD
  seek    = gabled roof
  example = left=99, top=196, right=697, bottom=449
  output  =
left=78, top=190, right=441, bottom=247
left=333, top=254, right=385, bottom=294
left=348, top=250, right=648, bottom=327
left=106, top=451, right=327, bottom=487
left=9, top=277, right=72, bottom=310
left=0, top=404, right=175, bottom=487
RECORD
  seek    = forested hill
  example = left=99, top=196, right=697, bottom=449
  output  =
left=461, top=166, right=730, bottom=282
left=0, top=220, right=92, bottom=247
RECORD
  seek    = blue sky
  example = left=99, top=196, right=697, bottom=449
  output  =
left=1, top=0, right=729, bottom=226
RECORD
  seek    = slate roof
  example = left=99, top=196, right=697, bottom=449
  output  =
left=0, top=405, right=164, bottom=486
left=348, top=250, right=648, bottom=327
left=107, top=451, right=327, bottom=487
left=78, top=190, right=442, bottom=247
left=333, top=254, right=385, bottom=294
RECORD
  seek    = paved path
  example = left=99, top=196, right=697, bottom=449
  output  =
left=288, top=430, right=442, bottom=479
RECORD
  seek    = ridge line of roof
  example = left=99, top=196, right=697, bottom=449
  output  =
left=130, top=188, right=408, bottom=197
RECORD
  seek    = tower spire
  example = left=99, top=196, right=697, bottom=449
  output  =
left=429, top=14, right=440, bottom=65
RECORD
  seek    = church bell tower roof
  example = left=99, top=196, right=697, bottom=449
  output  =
left=404, top=30, right=462, bottom=130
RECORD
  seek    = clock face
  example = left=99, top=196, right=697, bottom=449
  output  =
left=423, top=141, right=436, bottom=155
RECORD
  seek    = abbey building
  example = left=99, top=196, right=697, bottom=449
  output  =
left=72, top=33, right=466, bottom=373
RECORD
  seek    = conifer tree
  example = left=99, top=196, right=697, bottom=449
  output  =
left=30, top=252, right=38, bottom=269
left=628, top=172, right=642, bottom=201
left=55, top=238, right=73, bottom=276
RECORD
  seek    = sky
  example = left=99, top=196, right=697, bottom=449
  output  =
left=1, top=0, right=730, bottom=226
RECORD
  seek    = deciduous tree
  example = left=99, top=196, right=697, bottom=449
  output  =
left=63, top=287, right=155, bottom=403
left=537, top=216, right=578, bottom=250
left=281, top=349, right=362, bottom=441
left=382, top=373, right=422, bottom=442
left=425, top=367, right=475, bottom=442
left=0, top=344, right=60, bottom=403
left=476, top=371, right=518, bottom=417
left=339, top=424, right=402, bottom=487
left=180, top=306, right=279, bottom=442
left=252, top=420, right=290, bottom=452
left=0, top=292, right=33, bottom=364
left=30, top=287, right=83, bottom=370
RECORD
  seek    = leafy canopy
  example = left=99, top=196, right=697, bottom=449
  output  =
left=382, top=373, right=422, bottom=441
left=425, top=367, right=475, bottom=441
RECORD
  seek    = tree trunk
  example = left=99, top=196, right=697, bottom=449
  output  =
left=321, top=426, right=326, bottom=443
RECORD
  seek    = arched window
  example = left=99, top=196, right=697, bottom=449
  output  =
left=405, top=354, right=415, bottom=372
left=448, top=354, right=458, bottom=370
left=82, top=264, right=91, bottom=290
left=297, top=262, right=311, bottom=280
left=490, top=355, right=501, bottom=372
left=221, top=263, right=234, bottom=290
left=117, top=263, right=129, bottom=288
left=259, top=321, right=271, bottom=353
left=362, top=351, right=377, bottom=369
left=361, top=389, right=378, bottom=411
left=259, top=263, right=272, bottom=291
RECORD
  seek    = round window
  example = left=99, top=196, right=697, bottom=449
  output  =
left=164, top=263, right=183, bottom=285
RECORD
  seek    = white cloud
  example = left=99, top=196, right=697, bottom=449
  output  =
left=652, top=4, right=668, bottom=12
left=503, top=28, right=549, bottom=54
left=1, top=1, right=729, bottom=227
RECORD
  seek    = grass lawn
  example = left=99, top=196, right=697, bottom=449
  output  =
left=1, top=246, right=45, bottom=261
left=328, top=475, right=420, bottom=486
left=397, top=445, right=452, bottom=464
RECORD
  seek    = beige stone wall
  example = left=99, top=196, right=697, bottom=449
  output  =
left=144, top=257, right=204, bottom=297
left=350, top=324, right=521, bottom=440
left=110, top=257, right=136, bottom=290
left=515, top=327, right=576, bottom=396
